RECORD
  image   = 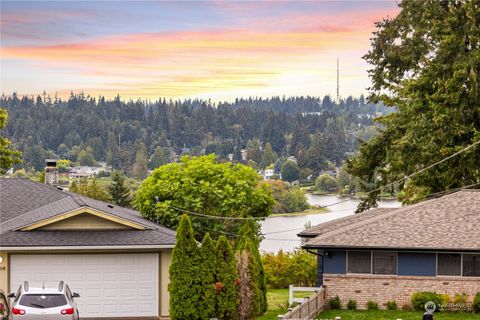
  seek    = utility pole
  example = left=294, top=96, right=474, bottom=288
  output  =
left=336, top=58, right=340, bottom=104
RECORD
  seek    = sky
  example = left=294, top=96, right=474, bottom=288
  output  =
left=0, top=1, right=399, bottom=102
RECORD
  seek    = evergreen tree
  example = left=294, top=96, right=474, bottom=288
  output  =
left=348, top=0, right=480, bottom=208
left=236, top=243, right=256, bottom=320
left=260, top=143, right=277, bottom=169
left=236, top=220, right=267, bottom=314
left=107, top=171, right=131, bottom=207
left=169, top=215, right=204, bottom=320
left=132, top=143, right=149, bottom=179
left=305, top=130, right=327, bottom=172
left=200, top=233, right=217, bottom=319
left=149, top=146, right=168, bottom=169
left=215, top=236, right=239, bottom=320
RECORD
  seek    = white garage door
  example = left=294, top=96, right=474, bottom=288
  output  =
left=10, top=253, right=159, bottom=317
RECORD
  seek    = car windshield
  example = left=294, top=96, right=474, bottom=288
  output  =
left=19, top=294, right=67, bottom=308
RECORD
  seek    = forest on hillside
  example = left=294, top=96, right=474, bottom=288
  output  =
left=1, top=93, right=388, bottom=178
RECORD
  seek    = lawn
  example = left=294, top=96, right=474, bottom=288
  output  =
left=317, top=310, right=480, bottom=320
left=256, top=289, right=316, bottom=320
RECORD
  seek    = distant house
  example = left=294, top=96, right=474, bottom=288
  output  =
left=299, top=190, right=480, bottom=309
left=263, top=168, right=275, bottom=180
left=69, top=166, right=108, bottom=179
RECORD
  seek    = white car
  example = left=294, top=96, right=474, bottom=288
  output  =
left=9, top=282, right=79, bottom=320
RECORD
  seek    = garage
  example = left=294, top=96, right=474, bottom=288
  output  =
left=10, top=253, right=159, bottom=318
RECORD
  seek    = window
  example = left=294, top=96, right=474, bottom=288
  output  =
left=437, top=253, right=461, bottom=276
left=373, top=251, right=397, bottom=275
left=348, top=251, right=371, bottom=274
left=19, top=294, right=68, bottom=308
left=463, top=254, right=480, bottom=277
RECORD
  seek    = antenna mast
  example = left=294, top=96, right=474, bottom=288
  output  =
left=336, top=58, right=340, bottom=104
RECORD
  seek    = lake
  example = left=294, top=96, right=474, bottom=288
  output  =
left=260, top=194, right=401, bottom=252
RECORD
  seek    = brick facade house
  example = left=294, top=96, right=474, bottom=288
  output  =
left=299, top=189, right=480, bottom=309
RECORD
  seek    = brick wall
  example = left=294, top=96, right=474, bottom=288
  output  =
left=324, top=273, right=480, bottom=309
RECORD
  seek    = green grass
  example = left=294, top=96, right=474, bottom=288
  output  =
left=256, top=289, right=316, bottom=320
left=317, top=310, right=480, bottom=320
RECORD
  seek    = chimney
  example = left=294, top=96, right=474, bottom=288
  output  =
left=45, top=159, right=58, bottom=187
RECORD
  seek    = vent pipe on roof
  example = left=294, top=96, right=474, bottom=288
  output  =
left=45, top=159, right=59, bottom=187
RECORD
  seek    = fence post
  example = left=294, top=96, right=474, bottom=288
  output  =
left=288, top=285, right=294, bottom=306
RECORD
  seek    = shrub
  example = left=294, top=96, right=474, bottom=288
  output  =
left=411, top=292, right=443, bottom=312
left=473, top=292, right=480, bottom=313
left=261, top=250, right=316, bottom=289
left=367, top=300, right=379, bottom=310
left=315, top=174, right=337, bottom=192
left=346, top=299, right=357, bottom=310
left=386, top=300, right=398, bottom=311
left=401, top=303, right=412, bottom=311
left=328, top=296, right=341, bottom=310
left=453, top=293, right=469, bottom=305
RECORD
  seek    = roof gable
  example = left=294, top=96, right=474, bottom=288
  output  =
left=22, top=208, right=146, bottom=231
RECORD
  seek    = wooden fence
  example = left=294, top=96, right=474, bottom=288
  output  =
left=278, top=286, right=325, bottom=320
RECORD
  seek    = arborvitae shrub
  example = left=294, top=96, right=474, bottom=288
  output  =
left=386, top=300, right=398, bottom=310
left=347, top=299, right=357, bottom=310
left=168, top=214, right=204, bottom=320
left=367, top=300, right=379, bottom=310
left=328, top=296, right=341, bottom=309
left=200, top=233, right=217, bottom=319
left=236, top=248, right=254, bottom=320
left=216, top=236, right=239, bottom=320
left=236, top=220, right=267, bottom=314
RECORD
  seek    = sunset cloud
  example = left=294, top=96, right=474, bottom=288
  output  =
left=0, top=1, right=399, bottom=101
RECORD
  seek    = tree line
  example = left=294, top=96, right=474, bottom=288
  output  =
left=1, top=93, right=387, bottom=178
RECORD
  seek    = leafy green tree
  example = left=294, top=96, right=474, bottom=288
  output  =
left=348, top=0, right=480, bottom=209
left=281, top=160, right=300, bottom=183
left=215, top=236, right=239, bottom=320
left=0, top=109, right=21, bottom=173
left=69, top=178, right=110, bottom=201
left=315, top=174, right=337, bottom=192
left=107, top=171, right=131, bottom=207
left=169, top=215, right=205, bottom=320
left=200, top=233, right=217, bottom=319
left=78, top=146, right=96, bottom=166
left=134, top=155, right=274, bottom=239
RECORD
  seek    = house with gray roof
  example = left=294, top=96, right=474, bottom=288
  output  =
left=299, top=189, right=480, bottom=309
left=0, top=178, right=175, bottom=319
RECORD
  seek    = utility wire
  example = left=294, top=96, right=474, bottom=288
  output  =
left=166, top=139, right=480, bottom=224
left=366, top=139, right=480, bottom=196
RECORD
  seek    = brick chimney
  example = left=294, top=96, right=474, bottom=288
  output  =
left=45, top=159, right=58, bottom=187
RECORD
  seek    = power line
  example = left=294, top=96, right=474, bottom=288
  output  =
left=166, top=139, right=480, bottom=222
left=366, top=139, right=480, bottom=196
left=170, top=205, right=265, bottom=221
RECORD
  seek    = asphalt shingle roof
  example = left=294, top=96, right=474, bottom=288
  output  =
left=0, top=178, right=176, bottom=247
left=303, top=189, right=480, bottom=251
